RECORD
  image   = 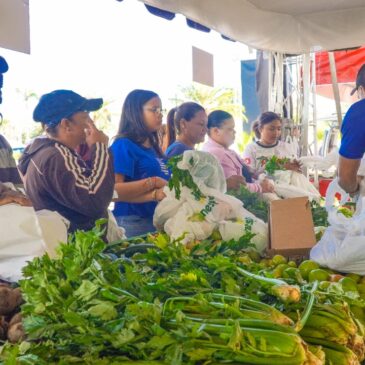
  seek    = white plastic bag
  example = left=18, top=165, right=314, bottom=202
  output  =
left=177, top=150, right=227, bottom=192
left=272, top=170, right=321, bottom=201
left=107, top=210, right=126, bottom=243
left=298, top=149, right=365, bottom=178
left=36, top=210, right=69, bottom=257
left=164, top=203, right=216, bottom=243
left=156, top=186, right=234, bottom=244
left=154, top=151, right=268, bottom=252
left=0, top=204, right=46, bottom=281
left=299, top=148, right=339, bottom=171
left=0, top=205, right=45, bottom=258
left=219, top=218, right=268, bottom=253
left=310, top=179, right=365, bottom=274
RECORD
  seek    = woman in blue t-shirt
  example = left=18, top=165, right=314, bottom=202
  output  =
left=165, top=102, right=208, bottom=158
left=110, top=89, right=170, bottom=237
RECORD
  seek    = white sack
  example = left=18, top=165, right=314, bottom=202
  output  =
left=154, top=151, right=268, bottom=252
left=310, top=179, right=365, bottom=274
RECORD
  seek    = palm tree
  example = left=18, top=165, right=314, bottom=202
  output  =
left=171, top=83, right=247, bottom=122
left=171, top=83, right=251, bottom=152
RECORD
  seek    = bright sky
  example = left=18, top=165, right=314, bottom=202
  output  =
left=0, top=0, right=254, bottom=145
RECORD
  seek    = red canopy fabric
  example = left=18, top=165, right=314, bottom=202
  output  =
left=315, top=47, right=365, bottom=85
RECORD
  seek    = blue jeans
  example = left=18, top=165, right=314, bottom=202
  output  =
left=115, top=215, right=156, bottom=238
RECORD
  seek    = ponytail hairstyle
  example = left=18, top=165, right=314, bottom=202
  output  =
left=116, top=89, right=163, bottom=157
left=208, top=110, right=233, bottom=132
left=252, top=111, right=282, bottom=139
left=165, top=102, right=205, bottom=147
left=165, top=107, right=177, bottom=148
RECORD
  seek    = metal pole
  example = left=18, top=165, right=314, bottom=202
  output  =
left=268, top=51, right=274, bottom=111
left=328, top=52, right=343, bottom=128
left=276, top=53, right=284, bottom=115
left=311, top=53, right=319, bottom=187
left=302, top=53, right=310, bottom=161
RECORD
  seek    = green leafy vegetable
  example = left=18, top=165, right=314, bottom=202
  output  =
left=228, top=186, right=269, bottom=222
left=167, top=155, right=203, bottom=200
left=259, top=155, right=290, bottom=175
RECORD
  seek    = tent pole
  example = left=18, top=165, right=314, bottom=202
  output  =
left=328, top=52, right=342, bottom=129
left=311, top=53, right=319, bottom=187
left=268, top=51, right=274, bottom=111
left=301, top=53, right=310, bottom=163
left=276, top=53, right=284, bottom=114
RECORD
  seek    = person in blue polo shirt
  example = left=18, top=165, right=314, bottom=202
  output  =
left=111, top=89, right=170, bottom=237
left=338, top=64, right=365, bottom=194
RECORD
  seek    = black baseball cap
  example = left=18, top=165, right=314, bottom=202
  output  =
left=33, top=89, right=103, bottom=126
left=351, top=63, right=365, bottom=96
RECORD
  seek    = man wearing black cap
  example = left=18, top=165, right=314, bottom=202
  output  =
left=18, top=89, right=114, bottom=233
left=338, top=64, right=365, bottom=194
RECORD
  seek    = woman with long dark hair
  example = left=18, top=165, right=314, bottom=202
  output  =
left=110, top=89, right=170, bottom=237
left=165, top=102, right=208, bottom=158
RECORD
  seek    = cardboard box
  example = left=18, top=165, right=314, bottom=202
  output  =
left=267, top=197, right=316, bottom=260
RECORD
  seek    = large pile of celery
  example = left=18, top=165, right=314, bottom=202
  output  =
left=1, top=156, right=363, bottom=365
left=1, top=224, right=364, bottom=365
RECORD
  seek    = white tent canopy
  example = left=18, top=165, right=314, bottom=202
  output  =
left=139, top=0, right=365, bottom=54
left=0, top=0, right=30, bottom=54
left=2, top=0, right=365, bottom=55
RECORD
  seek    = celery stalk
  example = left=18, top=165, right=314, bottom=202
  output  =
left=236, top=266, right=301, bottom=303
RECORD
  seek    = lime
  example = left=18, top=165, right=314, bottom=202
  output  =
left=259, top=258, right=273, bottom=268
left=248, top=251, right=262, bottom=263
left=282, top=267, right=296, bottom=278
left=318, top=281, right=331, bottom=290
left=238, top=255, right=253, bottom=265
left=282, top=267, right=303, bottom=283
left=339, top=277, right=358, bottom=293
left=357, top=284, right=365, bottom=294
left=346, top=273, right=361, bottom=283
left=288, top=260, right=297, bottom=268
left=272, top=254, right=288, bottom=266
left=308, top=269, right=330, bottom=282
left=272, top=263, right=289, bottom=278
left=298, top=260, right=320, bottom=280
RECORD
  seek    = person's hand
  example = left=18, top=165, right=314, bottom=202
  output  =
left=155, top=188, right=166, bottom=202
left=0, top=194, right=32, bottom=207
left=153, top=177, right=168, bottom=189
left=260, top=178, right=275, bottom=193
left=0, top=195, right=14, bottom=206
left=85, top=121, right=109, bottom=147
left=226, top=175, right=246, bottom=190
left=284, top=160, right=302, bottom=173
left=11, top=195, right=32, bottom=206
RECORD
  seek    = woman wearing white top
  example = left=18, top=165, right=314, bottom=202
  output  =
left=242, top=112, right=313, bottom=201
left=242, top=112, right=301, bottom=175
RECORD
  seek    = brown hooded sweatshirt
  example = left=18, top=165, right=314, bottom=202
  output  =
left=18, top=137, right=114, bottom=233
